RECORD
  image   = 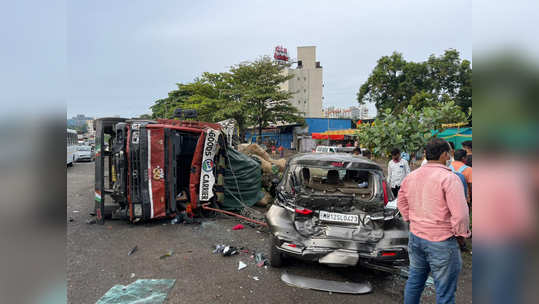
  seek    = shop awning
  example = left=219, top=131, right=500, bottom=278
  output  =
left=311, top=129, right=358, bottom=140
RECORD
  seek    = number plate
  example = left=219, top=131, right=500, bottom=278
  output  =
left=319, top=211, right=359, bottom=224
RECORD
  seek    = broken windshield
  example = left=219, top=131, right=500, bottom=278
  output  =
left=284, top=164, right=384, bottom=201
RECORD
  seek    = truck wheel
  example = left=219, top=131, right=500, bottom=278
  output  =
left=269, top=235, right=283, bottom=267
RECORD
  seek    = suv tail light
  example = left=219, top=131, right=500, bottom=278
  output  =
left=295, top=208, right=313, bottom=215
left=382, top=180, right=389, bottom=206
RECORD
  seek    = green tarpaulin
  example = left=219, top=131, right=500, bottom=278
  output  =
left=221, top=148, right=265, bottom=211
left=432, top=127, right=472, bottom=150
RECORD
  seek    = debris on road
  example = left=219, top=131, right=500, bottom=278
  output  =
left=280, top=272, right=372, bottom=294
left=238, top=261, right=247, bottom=271
left=130, top=273, right=136, bottom=279
left=69, top=217, right=74, bottom=222
left=86, top=218, right=97, bottom=225
left=96, top=279, right=176, bottom=304
left=170, top=214, right=184, bottom=224
left=253, top=276, right=259, bottom=281
left=213, top=244, right=239, bottom=256
left=232, top=224, right=244, bottom=230
left=254, top=253, right=267, bottom=267
left=159, top=250, right=174, bottom=259
left=127, top=246, right=138, bottom=256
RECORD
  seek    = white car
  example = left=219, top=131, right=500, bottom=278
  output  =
left=75, top=145, right=95, bottom=162
left=315, top=146, right=338, bottom=153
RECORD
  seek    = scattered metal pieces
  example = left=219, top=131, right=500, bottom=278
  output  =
left=253, top=276, right=259, bottom=281
left=130, top=273, right=136, bottom=278
left=213, top=244, right=239, bottom=256
left=86, top=218, right=97, bottom=225
left=255, top=253, right=267, bottom=267
left=127, top=245, right=138, bottom=256
left=159, top=250, right=174, bottom=259
left=280, top=272, right=372, bottom=294
left=238, top=261, right=247, bottom=271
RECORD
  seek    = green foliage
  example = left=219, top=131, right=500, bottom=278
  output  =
left=73, top=123, right=88, bottom=134
left=150, top=56, right=304, bottom=138
left=137, top=114, right=152, bottom=119
left=228, top=56, right=304, bottom=136
left=356, top=101, right=468, bottom=157
left=357, top=49, right=472, bottom=117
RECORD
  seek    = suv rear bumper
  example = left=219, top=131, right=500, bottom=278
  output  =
left=266, top=205, right=409, bottom=267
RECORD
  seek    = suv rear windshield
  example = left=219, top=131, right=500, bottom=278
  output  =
left=284, top=164, right=384, bottom=202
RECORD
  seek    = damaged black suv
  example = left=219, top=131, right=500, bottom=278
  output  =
left=266, top=153, right=409, bottom=269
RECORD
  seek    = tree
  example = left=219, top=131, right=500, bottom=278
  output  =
left=227, top=56, right=304, bottom=138
left=150, top=56, right=304, bottom=139
left=150, top=72, right=250, bottom=137
left=73, top=123, right=87, bottom=134
left=356, top=101, right=468, bottom=157
left=357, top=49, right=472, bottom=118
left=137, top=114, right=152, bottom=119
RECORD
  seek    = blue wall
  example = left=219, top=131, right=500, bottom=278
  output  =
left=244, top=118, right=353, bottom=149
left=245, top=131, right=293, bottom=149
left=305, top=118, right=352, bottom=133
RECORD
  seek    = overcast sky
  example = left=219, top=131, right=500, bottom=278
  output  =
left=3, top=0, right=473, bottom=119
left=64, top=0, right=473, bottom=118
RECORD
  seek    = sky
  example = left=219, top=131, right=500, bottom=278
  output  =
left=3, top=0, right=473, bottom=119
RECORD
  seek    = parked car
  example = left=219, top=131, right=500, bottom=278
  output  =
left=266, top=153, right=409, bottom=269
left=75, top=145, right=95, bottom=162
left=335, top=146, right=355, bottom=153
left=315, top=146, right=338, bottom=153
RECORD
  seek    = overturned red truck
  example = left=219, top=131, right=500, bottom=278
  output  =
left=93, top=114, right=251, bottom=224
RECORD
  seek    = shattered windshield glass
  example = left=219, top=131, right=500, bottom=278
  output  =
left=286, top=164, right=383, bottom=200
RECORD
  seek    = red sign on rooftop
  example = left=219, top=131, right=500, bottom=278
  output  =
left=274, top=45, right=289, bottom=62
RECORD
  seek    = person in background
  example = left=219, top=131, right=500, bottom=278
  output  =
left=401, top=151, right=411, bottom=162
left=398, top=138, right=470, bottom=304
left=362, top=149, right=372, bottom=159
left=462, top=140, right=472, bottom=167
left=450, top=149, right=472, bottom=205
left=448, top=146, right=471, bottom=253
left=271, top=144, right=276, bottom=156
left=278, top=145, right=284, bottom=158
left=448, top=142, right=455, bottom=164
left=352, top=148, right=361, bottom=156
left=388, top=148, right=410, bottom=197
left=421, top=149, right=428, bottom=167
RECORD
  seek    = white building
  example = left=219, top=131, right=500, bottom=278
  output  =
left=280, top=46, right=323, bottom=117
left=322, top=105, right=370, bottom=120
left=86, top=119, right=95, bottom=137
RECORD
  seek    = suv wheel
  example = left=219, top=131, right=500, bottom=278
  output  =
left=269, top=235, right=283, bottom=267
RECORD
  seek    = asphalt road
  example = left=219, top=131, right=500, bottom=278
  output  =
left=67, top=162, right=472, bottom=304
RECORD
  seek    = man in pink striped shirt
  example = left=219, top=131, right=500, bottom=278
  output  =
left=398, top=138, right=470, bottom=304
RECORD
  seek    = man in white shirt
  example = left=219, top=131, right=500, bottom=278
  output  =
left=388, top=148, right=410, bottom=197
